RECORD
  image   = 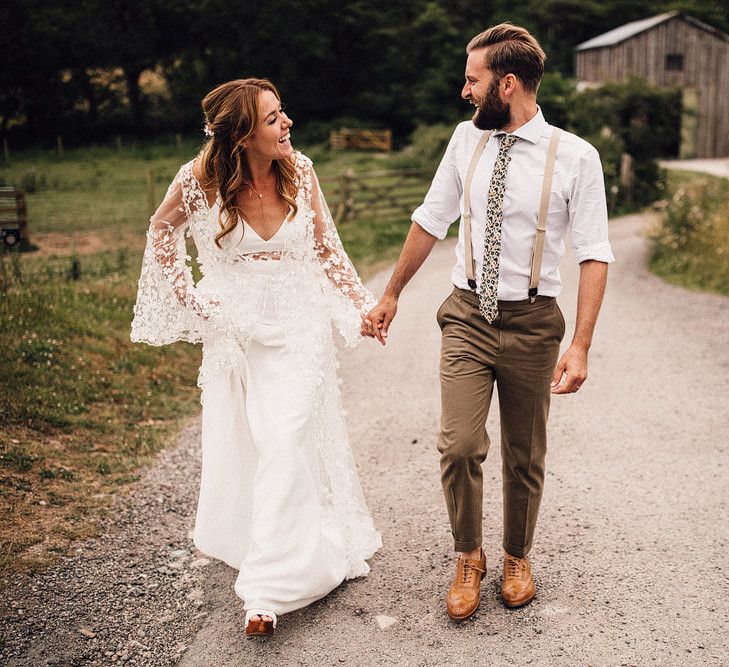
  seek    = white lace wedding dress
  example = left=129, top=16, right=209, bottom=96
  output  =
left=131, top=152, right=381, bottom=615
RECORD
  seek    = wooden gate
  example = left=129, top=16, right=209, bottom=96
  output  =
left=319, top=168, right=431, bottom=225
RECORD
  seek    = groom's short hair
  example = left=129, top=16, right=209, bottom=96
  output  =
left=467, top=23, right=546, bottom=93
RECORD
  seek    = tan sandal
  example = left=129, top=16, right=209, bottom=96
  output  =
left=245, top=609, right=277, bottom=638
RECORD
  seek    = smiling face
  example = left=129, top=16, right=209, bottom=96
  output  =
left=244, top=89, right=294, bottom=161
left=462, top=48, right=511, bottom=131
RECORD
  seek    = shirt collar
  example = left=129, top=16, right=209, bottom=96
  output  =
left=491, top=106, right=547, bottom=145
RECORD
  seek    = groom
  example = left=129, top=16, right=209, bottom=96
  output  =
left=363, top=23, right=613, bottom=619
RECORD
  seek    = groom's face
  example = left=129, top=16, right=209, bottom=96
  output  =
left=462, top=49, right=511, bottom=131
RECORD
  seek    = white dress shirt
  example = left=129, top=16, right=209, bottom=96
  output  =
left=412, top=108, right=615, bottom=300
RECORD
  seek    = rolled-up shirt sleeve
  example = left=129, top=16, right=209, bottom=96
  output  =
left=568, top=146, right=615, bottom=264
left=411, top=125, right=464, bottom=240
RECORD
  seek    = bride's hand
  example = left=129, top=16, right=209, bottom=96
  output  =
left=361, top=296, right=397, bottom=345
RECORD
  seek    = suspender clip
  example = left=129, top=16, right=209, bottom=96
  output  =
left=528, top=286, right=538, bottom=303
left=467, top=278, right=477, bottom=290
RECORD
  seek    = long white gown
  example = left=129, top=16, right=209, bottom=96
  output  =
left=131, top=152, right=381, bottom=615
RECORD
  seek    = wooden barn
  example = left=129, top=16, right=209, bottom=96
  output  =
left=575, top=11, right=729, bottom=158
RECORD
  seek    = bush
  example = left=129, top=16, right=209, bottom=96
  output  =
left=579, top=131, right=623, bottom=213
left=568, top=77, right=678, bottom=211
left=569, top=77, right=681, bottom=158
left=650, top=175, right=729, bottom=295
left=538, top=72, right=576, bottom=129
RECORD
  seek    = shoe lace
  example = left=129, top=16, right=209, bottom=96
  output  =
left=459, top=558, right=484, bottom=584
left=505, top=556, right=524, bottom=579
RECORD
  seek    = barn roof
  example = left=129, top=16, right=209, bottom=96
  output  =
left=575, top=11, right=729, bottom=51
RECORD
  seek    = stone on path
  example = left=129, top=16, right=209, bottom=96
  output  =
left=375, top=614, right=397, bottom=630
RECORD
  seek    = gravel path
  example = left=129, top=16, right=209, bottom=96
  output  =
left=0, top=424, right=210, bottom=666
left=659, top=158, right=729, bottom=179
left=2, top=212, right=728, bottom=666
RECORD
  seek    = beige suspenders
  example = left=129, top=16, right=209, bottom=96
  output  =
left=463, top=127, right=562, bottom=302
left=463, top=131, right=491, bottom=290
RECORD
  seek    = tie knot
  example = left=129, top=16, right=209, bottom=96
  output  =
left=499, top=134, right=517, bottom=151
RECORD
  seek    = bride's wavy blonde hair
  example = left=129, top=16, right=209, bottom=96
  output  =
left=199, top=78, right=298, bottom=248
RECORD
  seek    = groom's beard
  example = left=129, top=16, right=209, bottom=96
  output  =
left=472, top=78, right=511, bottom=131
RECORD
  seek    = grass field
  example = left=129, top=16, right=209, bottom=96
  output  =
left=0, top=137, right=435, bottom=580
left=0, top=138, right=431, bottom=265
left=650, top=170, right=729, bottom=296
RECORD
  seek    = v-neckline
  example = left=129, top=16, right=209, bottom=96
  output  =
left=241, top=213, right=288, bottom=243
left=188, top=165, right=289, bottom=242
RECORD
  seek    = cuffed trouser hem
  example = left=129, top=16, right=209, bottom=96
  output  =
left=454, top=538, right=482, bottom=553
left=503, top=540, right=531, bottom=559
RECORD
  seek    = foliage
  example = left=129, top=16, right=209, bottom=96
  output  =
left=568, top=77, right=681, bottom=158
left=650, top=171, right=729, bottom=295
left=7, top=0, right=727, bottom=145
left=567, top=77, right=678, bottom=211
left=538, top=72, right=576, bottom=129
left=491, top=0, right=610, bottom=74
left=403, top=123, right=460, bottom=166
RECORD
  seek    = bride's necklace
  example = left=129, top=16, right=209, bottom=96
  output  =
left=243, top=181, right=266, bottom=218
left=244, top=181, right=264, bottom=200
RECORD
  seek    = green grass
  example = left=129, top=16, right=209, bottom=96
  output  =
left=0, top=138, right=430, bottom=238
left=650, top=170, right=729, bottom=296
left=0, top=250, right=202, bottom=579
left=0, top=140, right=207, bottom=236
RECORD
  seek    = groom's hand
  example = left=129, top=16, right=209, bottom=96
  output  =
left=551, top=344, right=588, bottom=394
left=362, top=295, right=398, bottom=345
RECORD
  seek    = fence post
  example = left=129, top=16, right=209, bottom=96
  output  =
left=70, top=253, right=81, bottom=281
left=175, top=133, right=182, bottom=149
left=620, top=153, right=634, bottom=207
left=57, top=135, right=64, bottom=157
left=337, top=169, right=355, bottom=224
left=2, top=137, right=8, bottom=162
left=147, top=168, right=156, bottom=218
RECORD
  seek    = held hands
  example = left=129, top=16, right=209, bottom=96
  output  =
left=361, top=294, right=398, bottom=345
left=551, top=344, right=588, bottom=394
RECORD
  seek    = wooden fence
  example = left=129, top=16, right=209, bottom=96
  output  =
left=319, top=168, right=432, bottom=225
left=0, top=187, right=29, bottom=248
left=329, top=128, right=393, bottom=152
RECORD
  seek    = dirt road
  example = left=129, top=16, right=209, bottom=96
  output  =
left=2, top=212, right=728, bottom=666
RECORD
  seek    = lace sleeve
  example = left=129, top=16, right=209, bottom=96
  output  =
left=307, top=161, right=376, bottom=346
left=131, top=166, right=223, bottom=346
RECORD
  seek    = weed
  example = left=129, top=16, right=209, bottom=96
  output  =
left=0, top=448, right=36, bottom=473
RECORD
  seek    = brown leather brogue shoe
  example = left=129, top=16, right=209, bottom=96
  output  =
left=501, top=552, right=535, bottom=608
left=446, top=550, right=486, bottom=621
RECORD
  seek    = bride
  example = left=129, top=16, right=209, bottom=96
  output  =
left=131, top=78, right=381, bottom=637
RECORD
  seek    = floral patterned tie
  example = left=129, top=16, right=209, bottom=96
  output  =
left=479, top=134, right=518, bottom=323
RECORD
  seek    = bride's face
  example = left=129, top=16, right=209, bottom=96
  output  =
left=245, top=90, right=294, bottom=161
